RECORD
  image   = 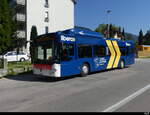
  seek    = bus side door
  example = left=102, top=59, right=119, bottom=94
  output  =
left=60, top=43, right=80, bottom=77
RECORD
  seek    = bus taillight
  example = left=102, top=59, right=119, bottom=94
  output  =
left=33, top=64, right=52, bottom=70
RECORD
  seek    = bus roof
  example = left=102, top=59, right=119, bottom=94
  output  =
left=62, top=27, right=104, bottom=38
left=36, top=28, right=134, bottom=47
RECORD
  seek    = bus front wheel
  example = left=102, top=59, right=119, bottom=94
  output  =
left=80, top=64, right=89, bottom=77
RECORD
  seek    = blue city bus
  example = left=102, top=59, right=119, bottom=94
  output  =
left=33, top=28, right=135, bottom=77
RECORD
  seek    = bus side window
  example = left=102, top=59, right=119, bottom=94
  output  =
left=78, top=45, right=92, bottom=58
left=61, top=43, right=69, bottom=61
left=68, top=44, right=74, bottom=56
left=94, top=45, right=106, bottom=57
left=60, top=43, right=74, bottom=61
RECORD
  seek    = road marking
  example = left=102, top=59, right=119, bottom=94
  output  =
left=102, top=84, right=150, bottom=112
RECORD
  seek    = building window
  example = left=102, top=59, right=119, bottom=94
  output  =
left=45, top=26, right=49, bottom=34
left=45, top=0, right=49, bottom=8
left=44, top=11, right=49, bottom=22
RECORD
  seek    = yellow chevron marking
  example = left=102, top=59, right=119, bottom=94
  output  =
left=106, top=40, right=116, bottom=69
left=112, top=41, right=121, bottom=68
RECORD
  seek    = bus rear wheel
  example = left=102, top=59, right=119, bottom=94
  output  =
left=81, top=64, right=89, bottom=77
left=120, top=60, right=125, bottom=69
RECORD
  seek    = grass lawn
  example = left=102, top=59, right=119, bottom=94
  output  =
left=8, top=61, right=32, bottom=70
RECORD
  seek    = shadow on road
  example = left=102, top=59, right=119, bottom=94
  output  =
left=5, top=71, right=78, bottom=83
left=5, top=67, right=130, bottom=83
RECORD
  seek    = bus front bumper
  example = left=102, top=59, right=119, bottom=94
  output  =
left=33, top=64, right=61, bottom=78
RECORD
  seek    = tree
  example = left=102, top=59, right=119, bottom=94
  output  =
left=125, top=33, right=133, bottom=41
left=95, top=24, right=108, bottom=37
left=95, top=24, right=119, bottom=38
left=143, top=30, right=150, bottom=45
left=0, top=0, right=14, bottom=54
left=118, top=27, right=122, bottom=38
left=138, top=29, right=144, bottom=45
left=30, top=26, right=38, bottom=63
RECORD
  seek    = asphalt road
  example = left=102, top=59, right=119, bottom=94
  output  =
left=0, top=59, right=150, bottom=112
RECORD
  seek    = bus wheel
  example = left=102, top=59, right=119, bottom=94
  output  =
left=81, top=64, right=89, bottom=77
left=120, top=60, right=125, bottom=69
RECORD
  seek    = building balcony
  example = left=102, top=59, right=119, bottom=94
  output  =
left=16, top=0, right=25, bottom=6
left=16, top=13, right=26, bottom=22
left=15, top=4, right=26, bottom=13
left=44, top=3, right=49, bottom=8
left=17, top=30, right=26, bottom=38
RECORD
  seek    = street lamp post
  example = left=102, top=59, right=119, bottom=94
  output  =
left=106, top=10, right=112, bottom=38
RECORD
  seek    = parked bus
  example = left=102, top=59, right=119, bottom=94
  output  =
left=33, top=28, right=135, bottom=77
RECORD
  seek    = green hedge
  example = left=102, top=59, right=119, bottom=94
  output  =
left=8, top=61, right=32, bottom=69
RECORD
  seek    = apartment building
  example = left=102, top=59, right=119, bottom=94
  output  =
left=9, top=0, right=76, bottom=53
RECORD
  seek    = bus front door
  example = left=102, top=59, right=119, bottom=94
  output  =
left=60, top=43, right=80, bottom=77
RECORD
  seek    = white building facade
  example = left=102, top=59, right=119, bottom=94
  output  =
left=26, top=0, right=75, bottom=53
left=9, top=0, right=76, bottom=53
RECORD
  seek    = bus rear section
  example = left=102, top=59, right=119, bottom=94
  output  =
left=124, top=41, right=135, bottom=66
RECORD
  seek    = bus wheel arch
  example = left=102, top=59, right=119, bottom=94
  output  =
left=80, top=62, right=90, bottom=77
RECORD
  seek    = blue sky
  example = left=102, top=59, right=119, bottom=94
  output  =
left=75, top=0, right=150, bottom=35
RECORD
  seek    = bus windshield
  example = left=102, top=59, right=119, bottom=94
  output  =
left=34, top=35, right=60, bottom=64
left=37, top=44, right=53, bottom=61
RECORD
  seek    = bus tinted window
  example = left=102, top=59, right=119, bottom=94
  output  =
left=68, top=44, right=74, bottom=56
left=94, top=45, right=106, bottom=57
left=120, top=47, right=126, bottom=56
left=60, top=43, right=74, bottom=61
left=78, top=45, right=92, bottom=58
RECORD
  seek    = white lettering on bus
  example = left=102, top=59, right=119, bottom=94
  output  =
left=61, top=35, right=75, bottom=42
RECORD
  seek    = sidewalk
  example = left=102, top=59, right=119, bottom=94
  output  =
left=0, top=66, right=32, bottom=78
left=0, top=69, right=7, bottom=78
